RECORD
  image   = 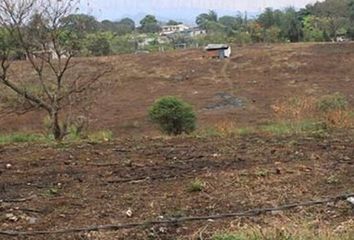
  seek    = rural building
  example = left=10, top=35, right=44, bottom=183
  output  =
left=27, top=49, right=59, bottom=61
left=26, top=42, right=68, bottom=61
left=160, top=24, right=190, bottom=36
left=182, top=27, right=207, bottom=37
left=205, top=44, right=231, bottom=59
left=335, top=34, right=350, bottom=42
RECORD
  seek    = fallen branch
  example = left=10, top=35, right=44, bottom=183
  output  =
left=107, top=174, right=178, bottom=184
left=0, top=193, right=353, bottom=237
left=88, top=162, right=122, bottom=167
left=0, top=196, right=35, bottom=203
left=12, top=208, right=43, bottom=214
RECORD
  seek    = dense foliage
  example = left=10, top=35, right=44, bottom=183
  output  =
left=149, top=97, right=196, bottom=135
left=1, top=0, right=353, bottom=57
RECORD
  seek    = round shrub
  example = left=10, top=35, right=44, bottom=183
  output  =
left=149, top=96, right=196, bottom=135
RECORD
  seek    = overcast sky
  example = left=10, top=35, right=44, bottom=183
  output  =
left=80, top=0, right=322, bottom=23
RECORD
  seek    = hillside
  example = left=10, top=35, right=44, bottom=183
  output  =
left=0, top=43, right=353, bottom=240
left=1, top=42, right=354, bottom=136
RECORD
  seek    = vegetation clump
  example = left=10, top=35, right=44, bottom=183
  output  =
left=317, top=93, right=348, bottom=113
left=187, top=179, right=205, bottom=192
left=149, top=96, right=196, bottom=135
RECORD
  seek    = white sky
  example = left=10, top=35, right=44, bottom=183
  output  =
left=80, top=0, right=322, bottom=21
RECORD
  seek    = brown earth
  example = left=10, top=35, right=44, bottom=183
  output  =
left=0, top=42, right=354, bottom=136
left=0, top=133, right=353, bottom=239
left=0, top=43, right=353, bottom=240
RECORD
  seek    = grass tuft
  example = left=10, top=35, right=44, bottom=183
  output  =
left=0, top=133, right=44, bottom=145
left=212, top=230, right=354, bottom=240
left=187, top=179, right=205, bottom=192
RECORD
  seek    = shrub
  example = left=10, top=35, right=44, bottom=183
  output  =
left=149, top=96, right=196, bottom=135
left=317, top=93, right=348, bottom=113
left=187, top=179, right=205, bottom=192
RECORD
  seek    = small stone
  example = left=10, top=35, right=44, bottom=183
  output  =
left=5, top=164, right=12, bottom=169
left=343, top=156, right=350, bottom=161
left=28, top=217, right=37, bottom=224
left=310, top=154, right=320, bottom=160
left=5, top=213, right=19, bottom=222
left=271, top=210, right=283, bottom=215
left=126, top=209, right=133, bottom=218
left=347, top=197, right=354, bottom=206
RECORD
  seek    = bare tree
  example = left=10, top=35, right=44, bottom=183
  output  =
left=0, top=0, right=111, bottom=140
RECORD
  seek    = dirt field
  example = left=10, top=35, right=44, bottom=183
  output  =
left=0, top=43, right=353, bottom=239
left=1, top=42, right=354, bottom=136
left=0, top=133, right=353, bottom=239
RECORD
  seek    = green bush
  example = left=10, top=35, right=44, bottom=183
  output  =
left=317, top=93, right=348, bottom=112
left=149, top=96, right=196, bottom=135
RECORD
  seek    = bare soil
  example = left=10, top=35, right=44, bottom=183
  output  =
left=0, top=133, right=353, bottom=239
left=0, top=42, right=354, bottom=136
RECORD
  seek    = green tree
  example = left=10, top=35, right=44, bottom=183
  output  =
left=218, top=16, right=237, bottom=29
left=281, top=7, right=303, bottom=42
left=166, top=20, right=182, bottom=25
left=140, top=15, right=160, bottom=33
left=348, top=0, right=354, bottom=38
left=119, top=18, right=135, bottom=30
left=61, top=14, right=100, bottom=36
left=86, top=34, right=112, bottom=56
left=310, top=0, right=350, bottom=39
left=258, top=8, right=276, bottom=29
left=303, top=16, right=325, bottom=41
left=101, top=18, right=135, bottom=35
left=196, top=10, right=218, bottom=30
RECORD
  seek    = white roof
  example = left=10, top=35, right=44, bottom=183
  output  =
left=205, top=44, right=230, bottom=50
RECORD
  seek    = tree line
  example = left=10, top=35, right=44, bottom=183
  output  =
left=196, top=0, right=354, bottom=43
left=2, top=0, right=352, bottom=58
left=1, top=0, right=354, bottom=58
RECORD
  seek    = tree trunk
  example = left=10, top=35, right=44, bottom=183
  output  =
left=51, top=110, right=63, bottom=141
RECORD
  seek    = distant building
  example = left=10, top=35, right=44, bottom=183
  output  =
left=28, top=49, right=59, bottom=61
left=205, top=44, right=232, bottom=59
left=182, top=27, right=207, bottom=37
left=335, top=35, right=350, bottom=42
left=160, top=24, right=190, bottom=36
left=26, top=42, right=68, bottom=61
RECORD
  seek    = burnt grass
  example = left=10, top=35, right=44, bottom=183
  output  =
left=0, top=133, right=353, bottom=239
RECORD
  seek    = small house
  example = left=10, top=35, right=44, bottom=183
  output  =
left=205, top=44, right=231, bottom=59
left=160, top=24, right=190, bottom=36
left=180, top=27, right=207, bottom=37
